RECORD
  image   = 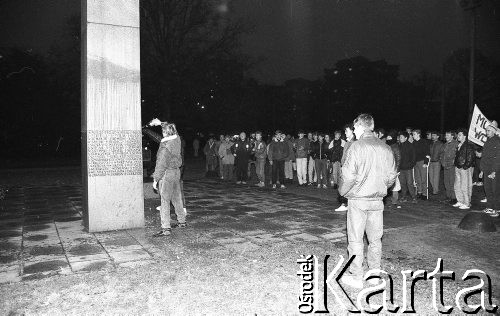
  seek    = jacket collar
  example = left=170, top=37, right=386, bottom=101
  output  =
left=359, top=131, right=377, bottom=140
left=161, top=135, right=178, bottom=142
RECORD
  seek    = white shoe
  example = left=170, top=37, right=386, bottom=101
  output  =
left=480, top=198, right=487, bottom=203
left=483, top=208, right=495, bottom=214
left=476, top=182, right=483, bottom=186
left=472, top=182, right=477, bottom=186
left=272, top=184, right=277, bottom=189
left=183, top=207, right=187, bottom=216
left=452, top=202, right=462, bottom=208
left=341, top=275, right=363, bottom=289
left=459, top=204, right=470, bottom=210
left=280, top=184, right=286, bottom=189
left=156, top=206, right=161, bottom=211
left=490, top=210, right=499, bottom=217
left=335, top=204, right=348, bottom=212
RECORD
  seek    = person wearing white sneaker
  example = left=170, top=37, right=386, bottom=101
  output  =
left=481, top=197, right=488, bottom=203
left=459, top=203, right=470, bottom=210
left=453, top=129, right=475, bottom=211
left=339, top=114, right=397, bottom=289
left=335, top=204, right=348, bottom=212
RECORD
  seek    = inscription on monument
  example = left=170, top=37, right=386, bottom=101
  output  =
left=87, top=130, right=143, bottom=177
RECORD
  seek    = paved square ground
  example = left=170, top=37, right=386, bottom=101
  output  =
left=0, top=162, right=499, bottom=314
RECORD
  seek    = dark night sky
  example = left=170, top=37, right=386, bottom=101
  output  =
left=1, top=0, right=499, bottom=84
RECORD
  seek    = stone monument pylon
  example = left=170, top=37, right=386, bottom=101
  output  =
left=81, top=0, right=144, bottom=232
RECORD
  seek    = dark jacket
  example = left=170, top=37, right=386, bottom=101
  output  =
left=339, top=132, right=397, bottom=201
left=268, top=140, right=289, bottom=161
left=340, top=139, right=355, bottom=166
left=413, top=139, right=430, bottom=163
left=441, top=140, right=458, bottom=170
left=308, top=140, right=316, bottom=158
left=480, top=135, right=500, bottom=171
left=231, top=139, right=252, bottom=162
left=253, top=140, right=267, bottom=160
left=454, top=141, right=475, bottom=170
left=311, top=141, right=329, bottom=160
left=329, top=139, right=343, bottom=163
left=429, top=140, right=444, bottom=162
left=286, top=139, right=295, bottom=161
left=399, top=141, right=416, bottom=170
left=390, top=142, right=401, bottom=172
left=152, top=135, right=182, bottom=181
left=294, top=138, right=310, bottom=159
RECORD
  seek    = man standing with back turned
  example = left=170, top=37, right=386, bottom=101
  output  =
left=339, top=114, right=397, bottom=288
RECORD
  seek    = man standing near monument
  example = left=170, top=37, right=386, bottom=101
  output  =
left=339, top=114, right=397, bottom=288
left=481, top=123, right=500, bottom=217
left=152, top=123, right=187, bottom=237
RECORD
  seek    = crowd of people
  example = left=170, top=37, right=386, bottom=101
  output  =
left=149, top=113, right=499, bottom=290
left=198, top=120, right=500, bottom=216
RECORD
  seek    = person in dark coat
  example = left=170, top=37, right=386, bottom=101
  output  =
left=453, top=129, right=476, bottom=209
left=268, top=130, right=290, bottom=189
left=231, top=132, right=252, bottom=184
left=480, top=123, right=500, bottom=216
left=398, top=131, right=417, bottom=203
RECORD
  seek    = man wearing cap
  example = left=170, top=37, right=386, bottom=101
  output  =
left=481, top=122, right=500, bottom=217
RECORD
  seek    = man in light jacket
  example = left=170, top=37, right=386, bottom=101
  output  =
left=218, top=135, right=234, bottom=182
left=338, top=114, right=396, bottom=289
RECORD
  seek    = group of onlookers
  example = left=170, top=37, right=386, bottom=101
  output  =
left=385, top=122, right=499, bottom=218
left=200, top=119, right=500, bottom=217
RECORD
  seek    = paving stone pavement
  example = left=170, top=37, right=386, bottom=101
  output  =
left=1, top=169, right=499, bottom=284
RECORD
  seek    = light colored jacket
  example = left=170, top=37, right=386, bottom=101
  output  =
left=152, top=135, right=182, bottom=181
left=218, top=141, right=234, bottom=165
left=339, top=132, right=396, bottom=201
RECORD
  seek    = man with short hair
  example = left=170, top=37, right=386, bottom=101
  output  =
left=453, top=129, right=475, bottom=209
left=335, top=124, right=355, bottom=212
left=406, top=127, right=414, bottom=143
left=253, top=131, right=267, bottom=187
left=328, top=130, right=343, bottom=189
left=268, top=130, right=290, bottom=189
left=429, top=131, right=444, bottom=195
left=440, top=131, right=458, bottom=204
left=412, top=129, right=430, bottom=199
left=481, top=123, right=500, bottom=217
left=231, top=132, right=252, bottom=184
left=398, top=131, right=417, bottom=203
left=295, top=130, right=310, bottom=186
left=339, top=114, right=396, bottom=289
left=307, top=132, right=318, bottom=185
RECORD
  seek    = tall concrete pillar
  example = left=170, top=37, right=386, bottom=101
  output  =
left=81, top=0, right=144, bottom=232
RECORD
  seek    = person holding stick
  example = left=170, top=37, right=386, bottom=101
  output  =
left=150, top=120, right=187, bottom=237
